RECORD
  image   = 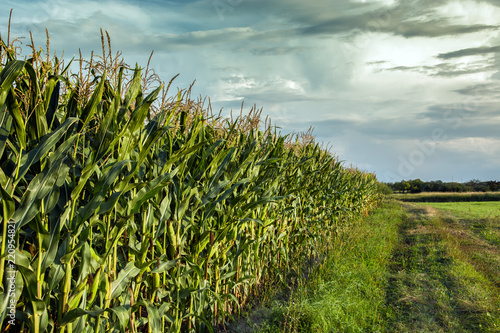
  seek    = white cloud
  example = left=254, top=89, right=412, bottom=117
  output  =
left=435, top=1, right=500, bottom=26
left=442, top=137, right=500, bottom=155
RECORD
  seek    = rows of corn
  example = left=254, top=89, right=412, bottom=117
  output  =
left=0, top=32, right=380, bottom=332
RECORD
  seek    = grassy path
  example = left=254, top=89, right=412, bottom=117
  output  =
left=387, top=203, right=500, bottom=332
left=241, top=200, right=500, bottom=332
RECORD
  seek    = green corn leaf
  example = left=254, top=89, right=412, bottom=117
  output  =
left=204, top=180, right=231, bottom=201
left=70, top=159, right=99, bottom=204
left=220, top=271, right=237, bottom=281
left=99, top=219, right=127, bottom=266
left=128, top=170, right=177, bottom=215
left=0, top=60, right=25, bottom=107
left=97, top=191, right=126, bottom=216
left=23, top=62, right=49, bottom=140
left=77, top=242, right=92, bottom=285
left=127, top=84, right=163, bottom=134
left=31, top=299, right=49, bottom=333
left=60, top=57, right=74, bottom=76
left=45, top=78, right=60, bottom=130
left=77, top=70, right=106, bottom=132
left=0, top=106, right=12, bottom=159
left=16, top=117, right=78, bottom=182
left=0, top=183, right=15, bottom=223
left=107, top=305, right=130, bottom=331
left=15, top=259, right=37, bottom=300
left=194, top=232, right=211, bottom=257
left=65, top=88, right=80, bottom=119
left=46, top=237, right=71, bottom=295
left=46, top=264, right=65, bottom=296
left=40, top=219, right=60, bottom=272
left=0, top=268, right=23, bottom=325
left=59, top=307, right=105, bottom=326
left=138, top=299, right=160, bottom=333
left=67, top=287, right=86, bottom=310
left=12, top=134, right=77, bottom=229
left=193, top=315, right=215, bottom=333
left=240, top=196, right=285, bottom=212
left=159, top=141, right=208, bottom=175
left=175, top=188, right=196, bottom=222
left=207, top=147, right=235, bottom=190
left=116, top=66, right=141, bottom=124
left=110, top=261, right=140, bottom=299
left=59, top=228, right=90, bottom=264
left=76, top=160, right=130, bottom=224
left=5, top=87, right=25, bottom=150
left=150, top=258, right=179, bottom=274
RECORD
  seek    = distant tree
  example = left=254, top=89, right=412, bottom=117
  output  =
left=403, top=181, right=411, bottom=193
left=409, top=178, right=424, bottom=193
left=443, top=182, right=466, bottom=192
left=378, top=183, right=393, bottom=195
left=466, top=179, right=489, bottom=192
left=387, top=179, right=500, bottom=193
left=392, top=181, right=405, bottom=193
left=485, top=181, right=500, bottom=191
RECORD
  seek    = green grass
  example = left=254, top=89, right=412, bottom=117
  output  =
left=418, top=202, right=500, bottom=248
left=248, top=200, right=403, bottom=332
left=243, top=200, right=500, bottom=332
left=417, top=201, right=500, bottom=219
left=387, top=203, right=500, bottom=332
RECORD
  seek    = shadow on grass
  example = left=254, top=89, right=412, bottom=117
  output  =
left=385, top=209, right=488, bottom=332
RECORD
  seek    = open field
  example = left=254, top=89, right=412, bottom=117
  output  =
left=392, top=192, right=500, bottom=202
left=417, top=201, right=500, bottom=220
left=416, top=201, right=500, bottom=250
left=243, top=199, right=500, bottom=332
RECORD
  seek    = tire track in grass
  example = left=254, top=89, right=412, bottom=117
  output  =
left=386, top=203, right=500, bottom=332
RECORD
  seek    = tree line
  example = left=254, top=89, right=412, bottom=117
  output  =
left=387, top=179, right=500, bottom=193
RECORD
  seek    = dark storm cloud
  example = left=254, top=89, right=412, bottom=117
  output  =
left=298, top=3, right=497, bottom=39
left=454, top=83, right=500, bottom=98
left=366, top=60, right=388, bottom=66
left=394, top=22, right=498, bottom=38
left=477, top=0, right=500, bottom=7
left=384, top=60, right=495, bottom=77
left=437, top=45, right=500, bottom=59
left=417, top=103, right=500, bottom=139
left=302, top=17, right=496, bottom=38
left=245, top=46, right=311, bottom=56
left=424, top=102, right=500, bottom=118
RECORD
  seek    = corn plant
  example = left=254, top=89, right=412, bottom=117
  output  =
left=0, top=29, right=381, bottom=333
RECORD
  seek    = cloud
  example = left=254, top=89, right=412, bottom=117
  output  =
left=298, top=4, right=498, bottom=39
left=454, top=83, right=500, bottom=98
left=477, top=0, right=500, bottom=7
left=417, top=103, right=500, bottom=140
left=214, top=74, right=326, bottom=105
left=243, top=46, right=311, bottom=56
left=394, top=22, right=498, bottom=38
left=384, top=60, right=496, bottom=78
left=437, top=45, right=500, bottom=59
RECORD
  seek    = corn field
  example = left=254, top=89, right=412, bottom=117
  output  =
left=0, top=29, right=380, bottom=332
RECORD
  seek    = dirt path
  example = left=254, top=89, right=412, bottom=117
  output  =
left=386, top=203, right=500, bottom=332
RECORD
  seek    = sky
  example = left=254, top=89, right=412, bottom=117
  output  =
left=1, top=0, right=499, bottom=182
